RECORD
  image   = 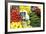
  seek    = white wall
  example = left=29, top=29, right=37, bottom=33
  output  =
left=0, top=0, right=46, bottom=34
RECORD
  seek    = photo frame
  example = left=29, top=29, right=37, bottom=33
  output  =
left=5, top=1, right=45, bottom=34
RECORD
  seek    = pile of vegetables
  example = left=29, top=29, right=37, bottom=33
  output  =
left=30, top=6, right=41, bottom=27
left=10, top=6, right=41, bottom=29
left=29, top=12, right=41, bottom=27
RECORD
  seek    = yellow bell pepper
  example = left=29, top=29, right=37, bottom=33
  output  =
left=10, top=21, right=23, bottom=29
left=19, top=5, right=32, bottom=14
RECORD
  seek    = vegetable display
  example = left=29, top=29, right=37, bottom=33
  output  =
left=10, top=6, right=41, bottom=29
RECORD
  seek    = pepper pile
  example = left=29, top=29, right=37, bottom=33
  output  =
left=10, top=6, right=22, bottom=22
